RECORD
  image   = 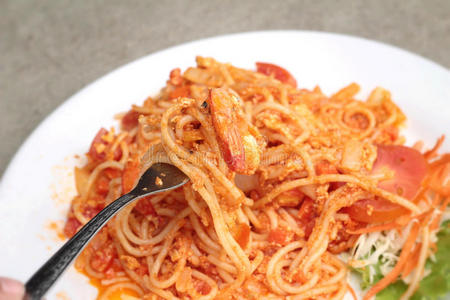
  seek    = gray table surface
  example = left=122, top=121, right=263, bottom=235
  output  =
left=1, top=0, right=449, bottom=176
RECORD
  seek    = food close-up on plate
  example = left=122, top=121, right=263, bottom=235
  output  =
left=0, top=31, right=449, bottom=300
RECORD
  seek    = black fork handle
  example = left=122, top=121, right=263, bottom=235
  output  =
left=24, top=192, right=136, bottom=300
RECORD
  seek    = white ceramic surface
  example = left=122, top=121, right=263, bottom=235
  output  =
left=1, top=31, right=449, bottom=299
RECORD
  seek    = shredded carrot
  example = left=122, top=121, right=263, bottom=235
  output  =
left=401, top=242, right=421, bottom=279
left=363, top=222, right=420, bottom=300
left=412, top=186, right=427, bottom=204
left=424, top=135, right=445, bottom=160
left=439, top=197, right=449, bottom=211
left=348, top=210, right=432, bottom=235
left=348, top=284, right=358, bottom=300
left=429, top=197, right=450, bottom=232
left=428, top=163, right=450, bottom=196
left=422, top=154, right=450, bottom=195
left=432, top=192, right=441, bottom=205
left=347, top=222, right=402, bottom=235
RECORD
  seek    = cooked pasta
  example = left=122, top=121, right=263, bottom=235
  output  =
left=63, top=57, right=450, bottom=299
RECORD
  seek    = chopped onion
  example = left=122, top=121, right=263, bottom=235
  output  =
left=235, top=174, right=259, bottom=193
left=299, top=184, right=316, bottom=200
left=341, top=139, right=364, bottom=172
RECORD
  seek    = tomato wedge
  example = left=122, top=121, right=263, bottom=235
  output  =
left=256, top=62, right=297, bottom=88
left=373, top=145, right=427, bottom=199
left=345, top=198, right=409, bottom=224
left=346, top=145, right=427, bottom=223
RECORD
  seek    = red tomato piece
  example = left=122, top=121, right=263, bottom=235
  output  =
left=110, top=258, right=123, bottom=272
left=112, top=146, right=122, bottom=161
left=134, top=196, right=156, bottom=216
left=88, top=128, right=108, bottom=161
left=88, top=128, right=122, bottom=162
left=315, top=160, right=338, bottom=175
left=96, top=176, right=110, bottom=196
left=169, top=85, right=190, bottom=99
left=169, top=68, right=183, bottom=86
left=135, top=263, right=148, bottom=276
left=297, top=197, right=316, bottom=238
left=232, top=223, right=250, bottom=248
left=382, top=125, right=399, bottom=142
left=268, top=227, right=294, bottom=246
left=104, top=258, right=124, bottom=279
left=104, top=168, right=122, bottom=179
left=63, top=216, right=82, bottom=238
left=344, top=198, right=409, bottom=224
left=314, top=160, right=345, bottom=191
left=122, top=160, right=140, bottom=194
left=256, top=62, right=297, bottom=88
left=121, top=110, right=140, bottom=131
left=91, top=243, right=115, bottom=272
left=83, top=203, right=105, bottom=219
left=195, top=280, right=212, bottom=295
left=346, top=145, right=427, bottom=223
left=373, top=145, right=427, bottom=199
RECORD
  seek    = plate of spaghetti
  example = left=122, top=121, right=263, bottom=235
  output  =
left=0, top=31, right=449, bottom=300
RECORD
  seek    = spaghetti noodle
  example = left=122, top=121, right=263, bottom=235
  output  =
left=63, top=57, right=450, bottom=299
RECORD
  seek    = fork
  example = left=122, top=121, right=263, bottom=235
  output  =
left=24, top=162, right=189, bottom=300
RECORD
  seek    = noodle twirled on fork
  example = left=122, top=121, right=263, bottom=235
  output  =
left=64, top=57, right=450, bottom=299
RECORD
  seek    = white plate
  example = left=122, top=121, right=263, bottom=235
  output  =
left=1, top=31, right=449, bottom=300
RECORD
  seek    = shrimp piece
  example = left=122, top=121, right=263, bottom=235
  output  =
left=207, top=88, right=264, bottom=175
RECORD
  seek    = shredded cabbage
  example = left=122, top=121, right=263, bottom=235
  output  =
left=349, top=222, right=413, bottom=284
left=351, top=220, right=450, bottom=300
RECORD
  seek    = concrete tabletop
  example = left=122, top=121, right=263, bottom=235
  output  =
left=1, top=0, right=449, bottom=176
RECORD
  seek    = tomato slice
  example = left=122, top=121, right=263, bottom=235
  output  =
left=344, top=198, right=409, bottom=223
left=256, top=62, right=297, bottom=88
left=346, top=145, right=427, bottom=223
left=373, top=145, right=427, bottom=199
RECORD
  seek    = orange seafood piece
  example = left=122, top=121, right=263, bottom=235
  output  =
left=207, top=88, right=264, bottom=175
